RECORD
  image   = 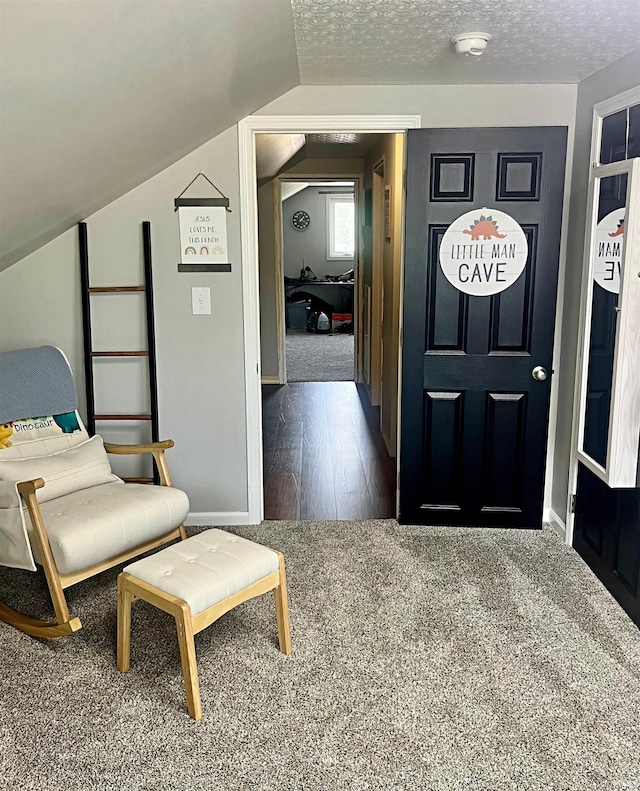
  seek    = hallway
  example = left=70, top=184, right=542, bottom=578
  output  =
left=262, top=382, right=396, bottom=520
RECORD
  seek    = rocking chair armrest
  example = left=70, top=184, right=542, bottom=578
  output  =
left=16, top=477, right=45, bottom=496
left=103, top=440, right=176, bottom=487
left=103, top=440, right=174, bottom=455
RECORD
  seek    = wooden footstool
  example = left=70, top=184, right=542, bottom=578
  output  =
left=116, top=529, right=291, bottom=720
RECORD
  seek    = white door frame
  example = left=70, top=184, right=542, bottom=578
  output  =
left=371, top=157, right=385, bottom=408
left=238, top=114, right=421, bottom=523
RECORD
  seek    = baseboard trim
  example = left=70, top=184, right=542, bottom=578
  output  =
left=261, top=375, right=280, bottom=384
left=185, top=511, right=255, bottom=527
left=546, top=508, right=566, bottom=540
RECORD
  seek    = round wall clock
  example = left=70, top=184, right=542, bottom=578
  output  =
left=291, top=210, right=311, bottom=231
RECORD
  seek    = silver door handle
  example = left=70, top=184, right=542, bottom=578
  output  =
left=532, top=366, right=548, bottom=381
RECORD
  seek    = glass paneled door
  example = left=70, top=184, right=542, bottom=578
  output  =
left=572, top=93, right=640, bottom=627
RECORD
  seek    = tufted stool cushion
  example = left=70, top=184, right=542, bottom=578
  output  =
left=118, top=529, right=291, bottom=720
left=123, top=529, right=280, bottom=616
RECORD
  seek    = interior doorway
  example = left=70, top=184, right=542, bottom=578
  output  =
left=254, top=129, right=406, bottom=520
left=238, top=115, right=421, bottom=524
left=280, top=179, right=357, bottom=384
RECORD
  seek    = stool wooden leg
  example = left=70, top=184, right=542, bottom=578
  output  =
left=117, top=575, right=134, bottom=673
left=175, top=604, right=202, bottom=721
left=273, top=553, right=292, bottom=655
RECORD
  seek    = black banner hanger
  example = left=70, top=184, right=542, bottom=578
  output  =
left=174, top=172, right=232, bottom=212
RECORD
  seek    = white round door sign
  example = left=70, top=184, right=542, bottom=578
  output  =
left=439, top=208, right=529, bottom=297
left=593, top=208, right=624, bottom=294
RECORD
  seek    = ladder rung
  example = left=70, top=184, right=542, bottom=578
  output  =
left=94, top=414, right=152, bottom=421
left=91, top=351, right=148, bottom=357
left=88, top=286, right=146, bottom=293
left=122, top=477, right=154, bottom=484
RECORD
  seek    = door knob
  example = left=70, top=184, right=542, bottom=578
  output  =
left=531, top=366, right=548, bottom=381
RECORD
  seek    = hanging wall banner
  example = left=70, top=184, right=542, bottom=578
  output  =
left=593, top=208, right=624, bottom=294
left=176, top=198, right=231, bottom=272
left=439, top=208, right=528, bottom=297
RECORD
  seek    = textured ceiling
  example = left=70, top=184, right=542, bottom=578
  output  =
left=308, top=133, right=383, bottom=147
left=291, top=0, right=640, bottom=84
left=305, top=133, right=383, bottom=158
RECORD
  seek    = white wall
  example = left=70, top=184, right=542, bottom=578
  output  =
left=257, top=85, right=577, bottom=127
left=0, top=230, right=85, bottom=414
left=0, top=82, right=579, bottom=523
left=258, top=180, right=280, bottom=380
left=282, top=186, right=355, bottom=279
left=1, top=126, right=248, bottom=521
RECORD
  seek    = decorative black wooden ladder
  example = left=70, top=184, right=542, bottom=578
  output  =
left=78, top=221, right=159, bottom=483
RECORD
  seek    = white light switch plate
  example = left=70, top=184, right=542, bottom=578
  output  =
left=191, top=287, right=211, bottom=315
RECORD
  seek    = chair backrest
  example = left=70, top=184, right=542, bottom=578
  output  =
left=0, top=346, right=89, bottom=461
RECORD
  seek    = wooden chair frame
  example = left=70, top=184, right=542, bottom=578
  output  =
left=0, top=440, right=187, bottom=639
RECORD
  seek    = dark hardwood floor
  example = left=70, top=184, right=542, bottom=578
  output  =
left=262, top=382, right=396, bottom=521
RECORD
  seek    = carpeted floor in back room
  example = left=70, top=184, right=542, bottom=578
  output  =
left=286, top=330, right=354, bottom=382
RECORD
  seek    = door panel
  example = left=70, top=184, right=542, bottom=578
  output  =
left=490, top=226, right=536, bottom=352
left=400, top=127, right=567, bottom=527
left=574, top=465, right=640, bottom=627
left=422, top=390, right=464, bottom=509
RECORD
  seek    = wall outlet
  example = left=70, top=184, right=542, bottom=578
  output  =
left=191, top=287, right=211, bottom=315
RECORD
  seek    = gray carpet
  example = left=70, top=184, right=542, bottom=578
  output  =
left=1, top=521, right=639, bottom=791
left=286, top=330, right=354, bottom=381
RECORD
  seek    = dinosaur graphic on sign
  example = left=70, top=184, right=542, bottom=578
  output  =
left=463, top=215, right=507, bottom=241
left=608, top=219, right=624, bottom=237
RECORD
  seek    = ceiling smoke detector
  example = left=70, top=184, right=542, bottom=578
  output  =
left=451, top=32, right=492, bottom=56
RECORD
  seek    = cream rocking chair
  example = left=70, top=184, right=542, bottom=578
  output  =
left=0, top=346, right=189, bottom=638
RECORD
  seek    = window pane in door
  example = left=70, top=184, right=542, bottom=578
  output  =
left=600, top=109, right=628, bottom=164
left=628, top=103, right=640, bottom=159
left=583, top=173, right=628, bottom=466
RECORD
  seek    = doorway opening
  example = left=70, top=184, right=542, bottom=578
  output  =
left=249, top=125, right=414, bottom=521
left=281, top=179, right=356, bottom=384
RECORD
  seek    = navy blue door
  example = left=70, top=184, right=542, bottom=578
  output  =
left=400, top=127, right=567, bottom=527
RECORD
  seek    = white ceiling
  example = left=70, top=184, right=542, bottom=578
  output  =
left=291, top=0, right=640, bottom=84
left=1, top=0, right=639, bottom=271
left=281, top=181, right=356, bottom=201
left=306, top=133, right=384, bottom=158
left=255, top=133, right=383, bottom=180
left=256, top=134, right=306, bottom=181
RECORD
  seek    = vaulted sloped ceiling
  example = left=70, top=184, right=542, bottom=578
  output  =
left=0, top=0, right=299, bottom=271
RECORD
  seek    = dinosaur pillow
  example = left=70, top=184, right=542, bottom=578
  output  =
left=0, top=412, right=86, bottom=451
left=0, top=435, right=122, bottom=503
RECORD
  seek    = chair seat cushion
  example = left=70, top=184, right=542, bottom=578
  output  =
left=124, top=529, right=279, bottom=616
left=33, top=483, right=190, bottom=574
